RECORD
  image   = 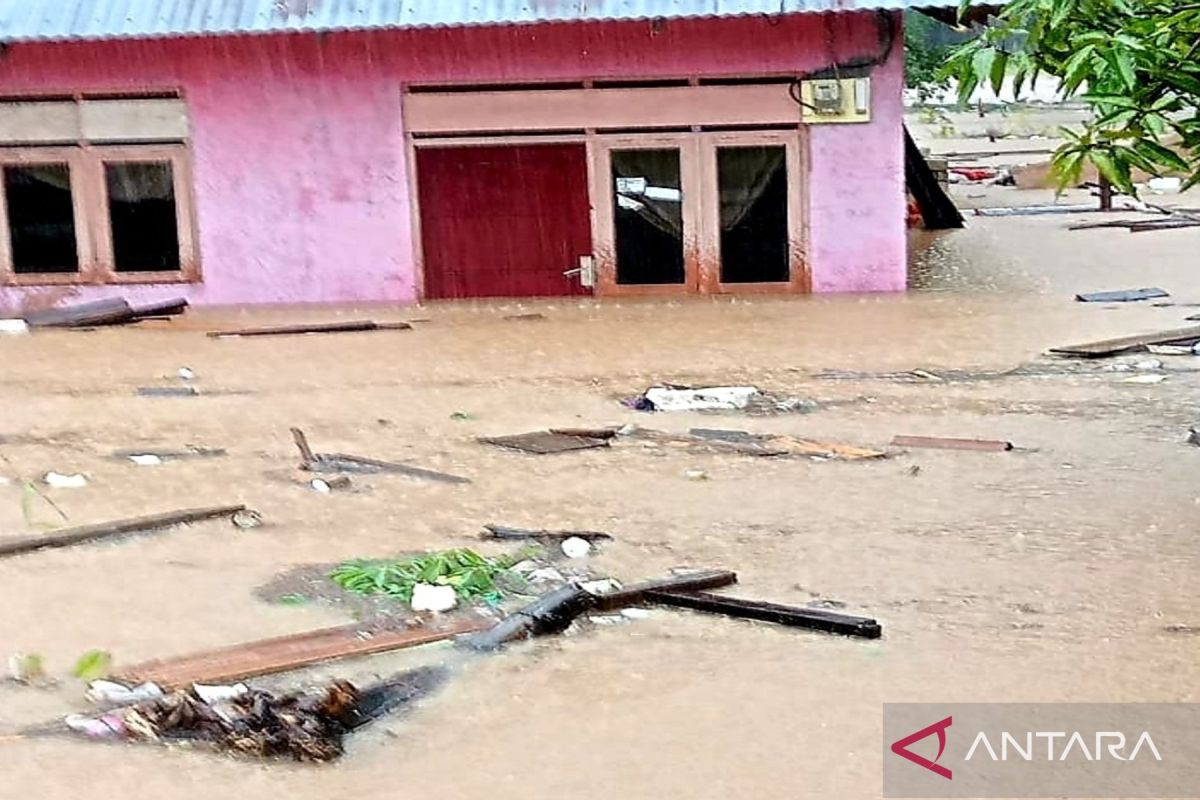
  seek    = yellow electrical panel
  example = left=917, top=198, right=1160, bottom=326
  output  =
left=799, top=77, right=872, bottom=124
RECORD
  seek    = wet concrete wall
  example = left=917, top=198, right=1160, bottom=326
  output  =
left=0, top=12, right=905, bottom=310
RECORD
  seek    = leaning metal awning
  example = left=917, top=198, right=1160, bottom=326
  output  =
left=0, top=1, right=981, bottom=44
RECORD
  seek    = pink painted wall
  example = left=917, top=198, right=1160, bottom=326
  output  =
left=0, top=11, right=905, bottom=311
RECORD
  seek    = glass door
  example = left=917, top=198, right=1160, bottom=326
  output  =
left=592, top=136, right=700, bottom=294
left=700, top=132, right=807, bottom=294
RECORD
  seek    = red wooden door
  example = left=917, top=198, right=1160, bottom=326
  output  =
left=417, top=144, right=593, bottom=299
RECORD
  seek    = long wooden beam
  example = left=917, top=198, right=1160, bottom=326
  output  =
left=118, top=618, right=489, bottom=688
left=0, top=505, right=246, bottom=559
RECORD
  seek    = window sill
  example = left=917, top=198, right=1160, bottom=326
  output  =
left=1, top=269, right=200, bottom=287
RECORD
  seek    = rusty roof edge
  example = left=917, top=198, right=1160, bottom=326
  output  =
left=0, top=1, right=989, bottom=45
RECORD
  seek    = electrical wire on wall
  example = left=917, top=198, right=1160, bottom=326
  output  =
left=787, top=10, right=898, bottom=113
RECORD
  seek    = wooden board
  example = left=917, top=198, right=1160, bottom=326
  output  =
left=208, top=321, right=411, bottom=338
left=405, top=84, right=800, bottom=135
left=891, top=436, right=1013, bottom=453
left=1049, top=326, right=1200, bottom=358
left=592, top=570, right=738, bottom=612
left=647, top=590, right=882, bottom=639
left=763, top=436, right=887, bottom=460
left=308, top=453, right=470, bottom=485
left=23, top=298, right=134, bottom=328
left=479, top=431, right=611, bottom=455
left=118, top=618, right=489, bottom=688
left=482, top=524, right=613, bottom=543
left=0, top=505, right=245, bottom=559
left=1075, top=288, right=1169, bottom=303
left=660, top=429, right=885, bottom=460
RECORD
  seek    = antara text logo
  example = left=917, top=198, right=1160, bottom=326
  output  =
left=882, top=704, right=1200, bottom=799
left=964, top=729, right=1162, bottom=763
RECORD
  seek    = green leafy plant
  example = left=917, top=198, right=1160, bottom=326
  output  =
left=8, top=653, right=45, bottom=684
left=329, top=548, right=529, bottom=604
left=944, top=0, right=1200, bottom=193
left=72, top=650, right=112, bottom=681
left=905, top=11, right=962, bottom=104
left=276, top=593, right=310, bottom=606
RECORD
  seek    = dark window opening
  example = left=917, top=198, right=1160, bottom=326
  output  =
left=718, top=146, right=789, bottom=284
left=612, top=149, right=685, bottom=285
left=699, top=76, right=797, bottom=86
left=592, top=79, right=690, bottom=89
left=408, top=82, right=585, bottom=94
left=3, top=164, right=79, bottom=274
left=105, top=161, right=180, bottom=272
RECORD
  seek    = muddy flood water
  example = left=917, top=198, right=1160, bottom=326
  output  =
left=2, top=214, right=1198, bottom=798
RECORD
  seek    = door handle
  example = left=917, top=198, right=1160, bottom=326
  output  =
left=563, top=255, right=596, bottom=288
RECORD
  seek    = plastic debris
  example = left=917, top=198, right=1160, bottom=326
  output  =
left=560, top=537, right=592, bottom=559
left=620, top=608, right=653, bottom=620
left=43, top=472, right=88, bottom=489
left=410, top=583, right=458, bottom=613
left=310, top=477, right=352, bottom=493
left=641, top=386, right=760, bottom=412
left=86, top=680, right=165, bottom=706
left=1149, top=177, right=1182, bottom=194
left=65, top=713, right=128, bottom=739
left=192, top=683, right=250, bottom=704
left=1122, top=374, right=1168, bottom=384
left=1147, top=343, right=1200, bottom=356
left=0, top=319, right=29, bottom=335
left=177, top=367, right=196, bottom=380
left=580, top=578, right=622, bottom=595
left=685, top=468, right=709, bottom=481
left=231, top=509, right=264, bottom=529
left=529, top=567, right=566, bottom=584
left=129, top=455, right=165, bottom=466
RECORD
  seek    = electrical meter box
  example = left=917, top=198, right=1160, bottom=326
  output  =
left=799, top=77, right=872, bottom=124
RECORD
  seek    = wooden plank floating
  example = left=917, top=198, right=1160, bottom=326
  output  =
left=1049, top=326, right=1200, bottom=358
left=291, top=427, right=470, bottom=485
left=21, top=297, right=189, bottom=328
left=23, top=298, right=134, bottom=328
left=118, top=618, right=488, bottom=688
left=136, top=387, right=199, bottom=398
left=672, top=428, right=885, bottom=460
left=208, top=321, right=412, bottom=338
left=891, top=435, right=1014, bottom=453
left=129, top=298, right=190, bottom=318
left=647, top=591, right=883, bottom=639
left=480, top=431, right=611, bottom=455
left=0, top=505, right=246, bottom=559
left=1075, top=288, right=1168, bottom=303
left=591, top=570, right=738, bottom=612
left=482, top=524, right=614, bottom=544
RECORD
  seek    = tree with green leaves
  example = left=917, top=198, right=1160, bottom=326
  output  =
left=905, top=11, right=955, bottom=104
left=945, top=0, right=1200, bottom=193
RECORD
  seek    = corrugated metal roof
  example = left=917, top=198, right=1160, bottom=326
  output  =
left=0, top=1, right=970, bottom=43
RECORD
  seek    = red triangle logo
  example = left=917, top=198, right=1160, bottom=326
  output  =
left=891, top=716, right=953, bottom=780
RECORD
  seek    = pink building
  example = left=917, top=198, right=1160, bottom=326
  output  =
left=0, top=1, right=957, bottom=311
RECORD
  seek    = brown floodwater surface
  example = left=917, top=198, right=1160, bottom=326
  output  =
left=1, top=214, right=1198, bottom=798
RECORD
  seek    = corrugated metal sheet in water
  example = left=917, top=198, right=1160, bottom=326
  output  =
left=0, top=0, right=969, bottom=43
